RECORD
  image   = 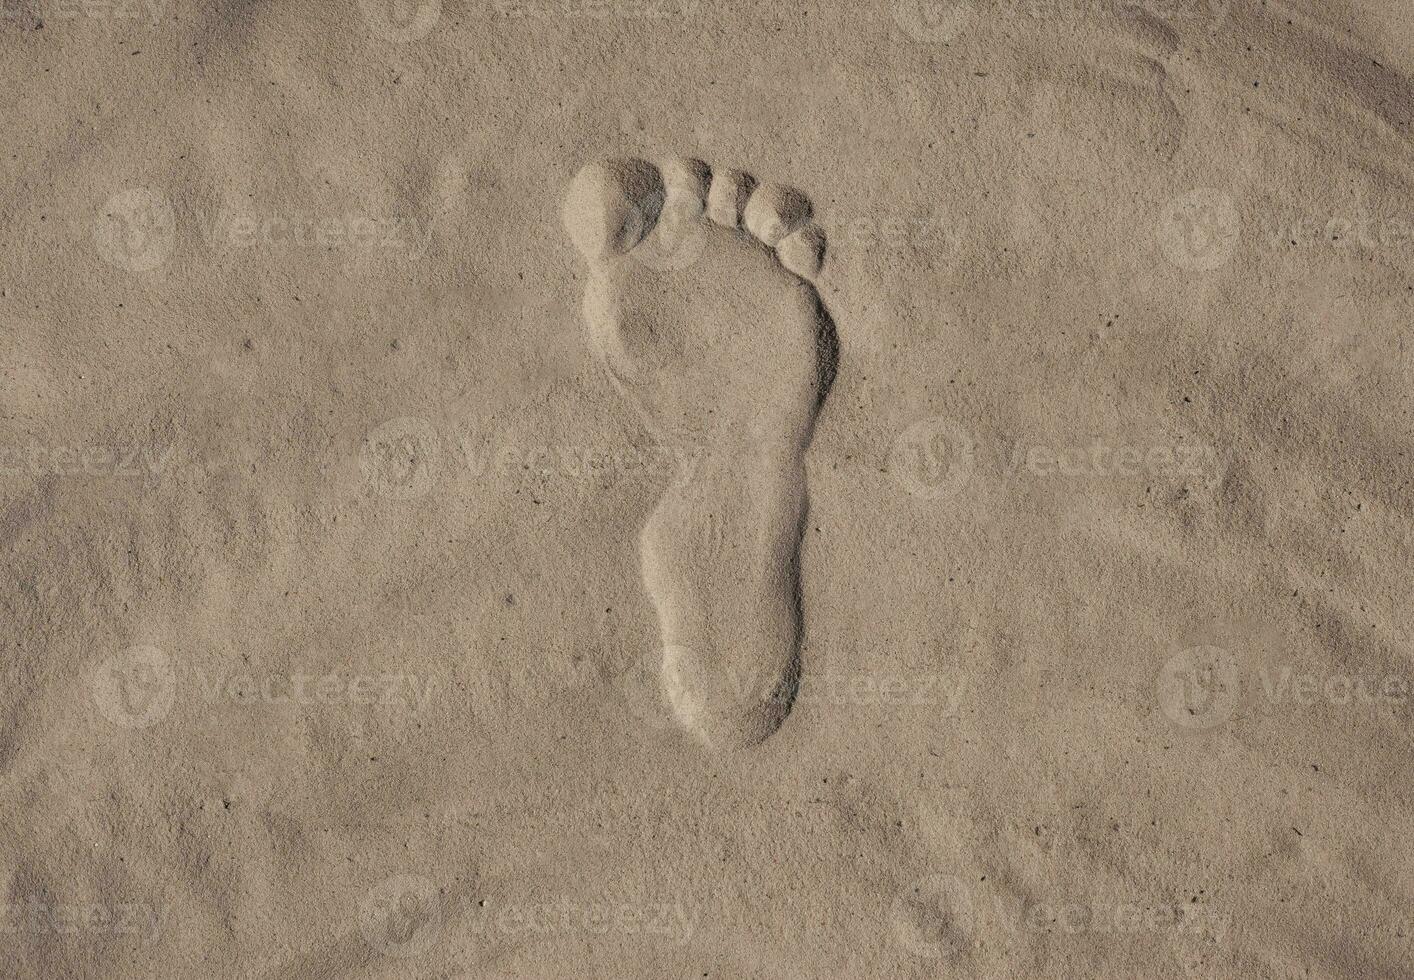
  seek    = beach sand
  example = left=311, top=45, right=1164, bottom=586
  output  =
left=3, top=0, right=1413, bottom=976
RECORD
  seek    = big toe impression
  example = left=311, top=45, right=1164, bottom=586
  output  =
left=563, top=158, right=666, bottom=260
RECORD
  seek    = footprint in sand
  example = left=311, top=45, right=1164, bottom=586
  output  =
left=563, top=156, right=838, bottom=751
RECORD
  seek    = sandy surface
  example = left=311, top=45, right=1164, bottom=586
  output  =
left=4, top=0, right=1414, bottom=976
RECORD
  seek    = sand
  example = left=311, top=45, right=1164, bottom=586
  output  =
left=3, top=0, right=1414, bottom=976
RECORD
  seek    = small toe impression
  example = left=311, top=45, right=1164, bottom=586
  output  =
left=563, top=158, right=665, bottom=260
left=743, top=184, right=812, bottom=247
left=659, top=157, right=711, bottom=218
left=706, top=168, right=756, bottom=228
left=776, top=223, right=827, bottom=279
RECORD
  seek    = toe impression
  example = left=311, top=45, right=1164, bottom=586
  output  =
left=743, top=183, right=812, bottom=247
left=659, top=157, right=711, bottom=218
left=563, top=158, right=666, bottom=260
left=776, top=223, right=827, bottom=279
left=706, top=168, right=756, bottom=228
